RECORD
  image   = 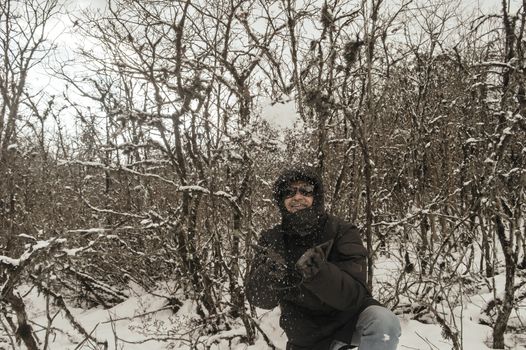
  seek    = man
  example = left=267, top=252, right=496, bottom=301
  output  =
left=245, top=165, right=401, bottom=350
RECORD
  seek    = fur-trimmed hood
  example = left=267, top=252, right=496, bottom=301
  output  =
left=272, top=165, right=326, bottom=236
left=272, top=164, right=325, bottom=213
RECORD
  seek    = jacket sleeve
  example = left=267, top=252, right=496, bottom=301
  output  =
left=245, top=231, right=283, bottom=310
left=302, top=223, right=369, bottom=311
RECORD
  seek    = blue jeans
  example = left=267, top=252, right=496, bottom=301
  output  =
left=329, top=305, right=401, bottom=350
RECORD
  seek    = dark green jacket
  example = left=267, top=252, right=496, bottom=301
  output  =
left=246, top=215, right=379, bottom=350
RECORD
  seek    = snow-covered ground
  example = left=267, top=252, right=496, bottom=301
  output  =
left=3, top=262, right=526, bottom=350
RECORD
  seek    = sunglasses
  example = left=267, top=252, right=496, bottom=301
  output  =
left=282, top=184, right=315, bottom=198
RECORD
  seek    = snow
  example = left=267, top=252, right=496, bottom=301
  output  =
left=62, top=247, right=87, bottom=256
left=67, top=228, right=107, bottom=234
left=3, top=257, right=525, bottom=350
left=178, top=185, right=210, bottom=193
left=28, top=240, right=50, bottom=250
left=465, top=138, right=480, bottom=144
left=0, top=255, right=20, bottom=267
left=18, top=234, right=37, bottom=241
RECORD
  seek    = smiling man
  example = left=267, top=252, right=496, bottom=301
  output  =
left=283, top=181, right=314, bottom=213
left=245, top=165, right=400, bottom=350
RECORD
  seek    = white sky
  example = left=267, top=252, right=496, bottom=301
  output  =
left=71, top=0, right=524, bottom=12
left=261, top=98, right=300, bottom=130
left=26, top=0, right=524, bottom=134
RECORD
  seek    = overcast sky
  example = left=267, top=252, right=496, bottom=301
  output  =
left=70, top=0, right=523, bottom=12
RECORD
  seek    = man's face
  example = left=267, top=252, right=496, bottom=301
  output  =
left=283, top=181, right=314, bottom=213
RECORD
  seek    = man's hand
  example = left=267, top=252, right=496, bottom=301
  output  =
left=296, top=246, right=326, bottom=280
left=265, top=248, right=286, bottom=267
left=257, top=247, right=288, bottom=283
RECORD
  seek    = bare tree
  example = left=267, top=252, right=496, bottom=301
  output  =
left=0, top=0, right=64, bottom=348
left=482, top=1, right=526, bottom=347
left=1, top=0, right=524, bottom=348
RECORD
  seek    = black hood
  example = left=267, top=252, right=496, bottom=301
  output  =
left=272, top=165, right=326, bottom=236
left=272, top=165, right=324, bottom=212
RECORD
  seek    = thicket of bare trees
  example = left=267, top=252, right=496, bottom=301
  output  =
left=1, top=0, right=525, bottom=349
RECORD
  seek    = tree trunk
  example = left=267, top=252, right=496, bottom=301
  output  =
left=479, top=216, right=494, bottom=277
left=6, top=292, right=39, bottom=350
left=362, top=139, right=374, bottom=292
left=492, top=214, right=516, bottom=348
